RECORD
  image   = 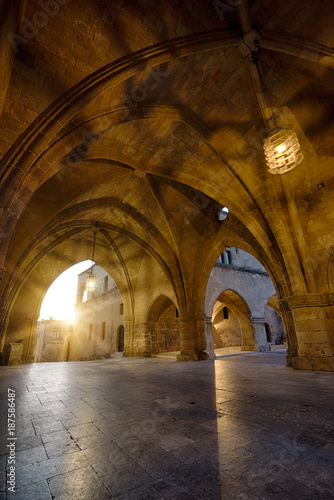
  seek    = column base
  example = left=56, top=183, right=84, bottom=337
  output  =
left=22, top=356, right=35, bottom=364
left=241, top=345, right=257, bottom=352
left=199, top=350, right=215, bottom=360
left=291, top=356, right=334, bottom=372
left=177, top=352, right=199, bottom=361
left=258, top=344, right=271, bottom=352
left=122, top=350, right=134, bottom=357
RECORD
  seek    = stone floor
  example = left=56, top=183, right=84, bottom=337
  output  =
left=1, top=348, right=334, bottom=499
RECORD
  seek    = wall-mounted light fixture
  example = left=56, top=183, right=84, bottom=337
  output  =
left=217, top=206, right=229, bottom=221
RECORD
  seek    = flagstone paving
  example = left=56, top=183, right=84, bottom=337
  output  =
left=1, top=349, right=334, bottom=499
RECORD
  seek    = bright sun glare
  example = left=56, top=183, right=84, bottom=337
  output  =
left=39, top=260, right=93, bottom=322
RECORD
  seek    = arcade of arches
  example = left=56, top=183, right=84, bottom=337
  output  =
left=0, top=0, right=334, bottom=371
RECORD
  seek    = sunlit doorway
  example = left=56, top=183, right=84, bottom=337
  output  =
left=34, top=260, right=93, bottom=363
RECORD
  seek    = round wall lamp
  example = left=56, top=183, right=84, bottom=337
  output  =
left=217, top=206, right=229, bottom=221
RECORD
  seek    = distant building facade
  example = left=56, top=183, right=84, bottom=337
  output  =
left=206, top=248, right=285, bottom=352
left=34, top=318, right=72, bottom=362
left=70, top=265, right=124, bottom=361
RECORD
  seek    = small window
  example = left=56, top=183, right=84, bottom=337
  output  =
left=101, top=322, right=106, bottom=340
left=225, top=250, right=232, bottom=265
left=104, top=276, right=108, bottom=292
left=89, top=324, right=93, bottom=341
left=220, top=253, right=224, bottom=264
left=53, top=328, right=61, bottom=338
left=119, top=303, right=124, bottom=315
left=223, top=307, right=229, bottom=320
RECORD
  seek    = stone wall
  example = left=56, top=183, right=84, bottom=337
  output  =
left=73, top=289, right=123, bottom=361
left=212, top=308, right=242, bottom=348
left=156, top=304, right=180, bottom=352
left=264, top=306, right=285, bottom=344
left=34, top=319, right=71, bottom=362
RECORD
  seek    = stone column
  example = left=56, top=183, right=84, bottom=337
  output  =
left=287, top=293, right=334, bottom=372
left=24, top=313, right=39, bottom=362
left=240, top=318, right=257, bottom=351
left=279, top=299, right=298, bottom=367
left=0, top=313, right=9, bottom=364
left=251, top=317, right=270, bottom=351
left=123, top=314, right=134, bottom=357
left=202, top=315, right=215, bottom=359
left=130, top=319, right=154, bottom=357
left=177, top=313, right=199, bottom=361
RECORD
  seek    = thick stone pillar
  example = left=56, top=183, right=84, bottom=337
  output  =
left=279, top=300, right=298, bottom=367
left=240, top=318, right=257, bottom=351
left=123, top=314, right=134, bottom=357
left=130, top=319, right=155, bottom=357
left=285, top=294, right=334, bottom=372
left=24, top=313, right=39, bottom=362
left=203, top=315, right=215, bottom=359
left=177, top=313, right=199, bottom=361
left=251, top=317, right=270, bottom=351
left=2, top=311, right=37, bottom=364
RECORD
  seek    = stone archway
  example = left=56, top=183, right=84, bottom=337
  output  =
left=211, top=290, right=257, bottom=352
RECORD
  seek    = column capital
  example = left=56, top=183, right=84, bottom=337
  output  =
left=280, top=293, right=334, bottom=309
left=251, top=316, right=265, bottom=324
left=195, top=311, right=206, bottom=321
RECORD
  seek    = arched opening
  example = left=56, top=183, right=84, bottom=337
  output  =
left=265, top=323, right=271, bottom=342
left=147, top=295, right=181, bottom=356
left=211, top=289, right=256, bottom=354
left=33, top=261, right=125, bottom=363
left=117, top=325, right=125, bottom=352
left=213, top=305, right=242, bottom=347
left=265, top=295, right=286, bottom=346
left=205, top=247, right=279, bottom=356
left=73, top=264, right=125, bottom=361
left=34, top=260, right=92, bottom=363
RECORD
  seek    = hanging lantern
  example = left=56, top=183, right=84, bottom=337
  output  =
left=86, top=267, right=96, bottom=291
left=263, top=128, right=303, bottom=175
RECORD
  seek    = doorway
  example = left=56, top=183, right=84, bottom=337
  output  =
left=117, top=325, right=124, bottom=352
